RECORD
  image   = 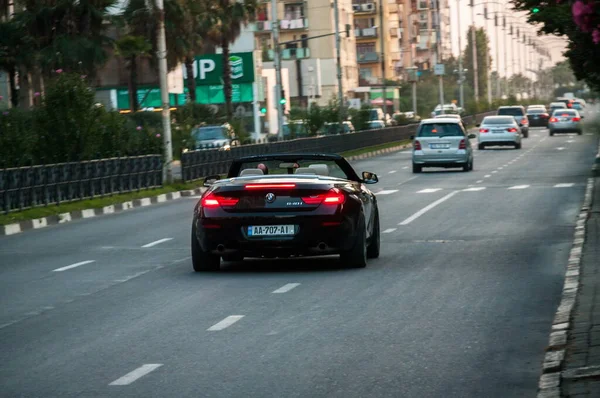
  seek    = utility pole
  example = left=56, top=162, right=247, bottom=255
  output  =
left=333, top=0, right=344, bottom=129
left=503, top=16, right=508, bottom=97
left=469, top=0, right=479, bottom=102
left=436, top=0, right=444, bottom=114
left=495, top=10, right=500, bottom=99
left=379, top=0, right=387, bottom=116
left=457, top=0, right=464, bottom=109
left=271, top=0, right=284, bottom=140
left=155, top=0, right=173, bottom=184
left=485, top=4, right=492, bottom=105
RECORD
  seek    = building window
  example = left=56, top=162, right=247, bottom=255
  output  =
left=354, top=17, right=375, bottom=30
left=359, top=68, right=372, bottom=78
left=284, top=4, right=305, bottom=20
left=357, top=43, right=376, bottom=55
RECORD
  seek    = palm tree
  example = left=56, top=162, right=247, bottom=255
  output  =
left=0, top=19, right=33, bottom=107
left=114, top=35, right=152, bottom=111
left=208, top=0, right=257, bottom=120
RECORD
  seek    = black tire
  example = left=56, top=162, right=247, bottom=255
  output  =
left=469, top=159, right=474, bottom=171
left=191, top=226, right=220, bottom=272
left=340, top=214, right=367, bottom=268
left=366, top=209, right=380, bottom=259
left=222, top=254, right=244, bottom=262
left=523, top=131, right=529, bottom=138
left=549, top=131, right=554, bottom=136
left=578, top=131, right=583, bottom=136
left=478, top=143, right=485, bottom=150
left=412, top=164, right=422, bottom=173
left=462, top=162, right=470, bottom=172
left=515, top=143, right=522, bottom=149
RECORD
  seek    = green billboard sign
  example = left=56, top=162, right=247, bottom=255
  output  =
left=193, top=52, right=255, bottom=85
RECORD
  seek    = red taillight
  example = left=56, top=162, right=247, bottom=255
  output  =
left=245, top=183, right=296, bottom=189
left=302, top=188, right=346, bottom=206
left=521, top=118, right=528, bottom=124
left=550, top=117, right=558, bottom=123
left=567, top=102, right=572, bottom=108
left=201, top=192, right=239, bottom=208
left=572, top=117, right=581, bottom=122
left=414, top=140, right=422, bottom=150
left=560, top=113, right=569, bottom=117
left=458, top=139, right=466, bottom=150
left=541, top=114, right=549, bottom=118
left=507, top=127, right=518, bottom=132
left=479, top=128, right=489, bottom=133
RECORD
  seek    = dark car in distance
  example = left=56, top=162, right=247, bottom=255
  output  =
left=191, top=154, right=381, bottom=271
left=497, top=106, right=529, bottom=138
left=526, top=108, right=550, bottom=127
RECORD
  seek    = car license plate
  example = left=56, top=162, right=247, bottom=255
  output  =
left=492, top=129, right=504, bottom=133
left=561, top=117, right=570, bottom=121
left=247, top=225, right=296, bottom=237
left=430, top=143, right=450, bottom=149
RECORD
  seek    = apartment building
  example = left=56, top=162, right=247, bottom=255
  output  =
left=255, top=0, right=359, bottom=107
left=352, top=0, right=401, bottom=87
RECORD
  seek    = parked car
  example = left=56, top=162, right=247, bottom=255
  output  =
left=548, top=109, right=584, bottom=136
left=187, top=123, right=239, bottom=151
left=476, top=116, right=522, bottom=150
left=410, top=118, right=476, bottom=173
left=497, top=106, right=529, bottom=138
left=366, top=120, right=386, bottom=130
left=321, top=121, right=355, bottom=135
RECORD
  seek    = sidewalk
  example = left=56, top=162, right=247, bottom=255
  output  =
left=538, top=139, right=600, bottom=397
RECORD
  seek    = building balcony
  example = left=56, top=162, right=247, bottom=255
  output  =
left=357, top=52, right=380, bottom=63
left=254, top=20, right=272, bottom=32
left=280, top=18, right=308, bottom=30
left=266, top=47, right=311, bottom=61
left=355, top=27, right=378, bottom=38
left=352, top=2, right=377, bottom=14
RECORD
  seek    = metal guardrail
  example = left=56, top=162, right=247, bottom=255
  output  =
left=180, top=110, right=497, bottom=182
left=0, top=155, right=163, bottom=213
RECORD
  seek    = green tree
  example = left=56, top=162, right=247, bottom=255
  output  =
left=208, top=0, right=257, bottom=120
left=114, top=35, right=152, bottom=112
left=463, top=26, right=491, bottom=101
left=0, top=19, right=34, bottom=107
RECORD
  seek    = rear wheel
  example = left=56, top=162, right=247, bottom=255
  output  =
left=578, top=130, right=583, bottom=135
left=366, top=209, right=380, bottom=259
left=469, top=159, right=474, bottom=171
left=478, top=143, right=485, bottom=150
left=191, top=226, right=220, bottom=272
left=515, top=142, right=522, bottom=149
left=340, top=215, right=367, bottom=268
left=412, top=164, right=422, bottom=173
left=462, top=162, right=470, bottom=172
left=549, top=131, right=554, bottom=136
left=523, top=131, right=529, bottom=138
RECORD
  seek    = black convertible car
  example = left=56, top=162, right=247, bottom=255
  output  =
left=191, top=153, right=381, bottom=271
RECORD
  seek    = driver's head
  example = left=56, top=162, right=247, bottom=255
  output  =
left=257, top=163, right=268, bottom=174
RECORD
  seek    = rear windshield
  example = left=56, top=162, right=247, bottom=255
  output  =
left=572, top=103, right=583, bottom=109
left=237, top=159, right=350, bottom=179
left=418, top=123, right=464, bottom=137
left=192, top=126, right=227, bottom=141
left=482, top=117, right=515, bottom=125
left=527, top=109, right=546, bottom=114
left=550, top=103, right=566, bottom=108
left=553, top=110, right=577, bottom=116
left=498, top=108, right=525, bottom=116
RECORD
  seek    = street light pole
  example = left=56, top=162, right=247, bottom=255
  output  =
left=379, top=0, right=387, bottom=115
left=495, top=10, right=500, bottom=99
left=469, top=0, right=479, bottom=102
left=333, top=0, right=344, bottom=129
left=271, top=0, right=284, bottom=140
left=457, top=0, right=464, bottom=109
left=155, top=0, right=173, bottom=184
left=485, top=4, right=492, bottom=105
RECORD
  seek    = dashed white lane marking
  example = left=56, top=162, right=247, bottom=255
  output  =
left=557, top=147, right=565, bottom=151
left=383, top=228, right=397, bottom=234
left=586, top=133, right=593, bottom=136
left=399, top=191, right=459, bottom=226
left=109, top=364, right=163, bottom=386
left=187, top=196, right=202, bottom=199
left=498, top=167, right=504, bottom=170
left=463, top=187, right=486, bottom=192
left=484, top=175, right=491, bottom=178
left=52, top=260, right=95, bottom=272
left=417, top=188, right=442, bottom=193
left=402, top=166, right=409, bottom=169
left=376, top=189, right=399, bottom=195
left=508, top=185, right=530, bottom=190
left=554, top=183, right=575, bottom=188
left=388, top=170, right=397, bottom=174
left=492, top=171, right=498, bottom=174
left=397, top=176, right=418, bottom=186
left=272, top=283, right=301, bottom=294
left=476, top=180, right=483, bottom=183
left=207, top=315, right=245, bottom=331
left=141, top=238, right=173, bottom=248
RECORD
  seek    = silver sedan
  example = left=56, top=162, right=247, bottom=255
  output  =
left=548, top=109, right=583, bottom=136
left=477, top=116, right=522, bottom=150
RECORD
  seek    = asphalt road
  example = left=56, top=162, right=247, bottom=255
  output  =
left=1, top=120, right=598, bottom=397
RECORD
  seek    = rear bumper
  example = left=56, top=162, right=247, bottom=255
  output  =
left=528, top=119, right=548, bottom=127
left=412, top=151, right=469, bottom=166
left=478, top=133, right=520, bottom=145
left=194, top=215, right=359, bottom=257
left=549, top=123, right=581, bottom=133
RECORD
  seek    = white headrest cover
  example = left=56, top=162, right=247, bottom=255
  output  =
left=240, top=168, right=264, bottom=176
left=308, top=164, right=329, bottom=176
left=294, top=167, right=317, bottom=175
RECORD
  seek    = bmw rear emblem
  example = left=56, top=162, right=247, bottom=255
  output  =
left=265, top=193, right=276, bottom=203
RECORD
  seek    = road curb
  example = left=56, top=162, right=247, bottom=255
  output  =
left=345, top=143, right=412, bottom=161
left=0, top=187, right=206, bottom=237
left=537, top=140, right=600, bottom=397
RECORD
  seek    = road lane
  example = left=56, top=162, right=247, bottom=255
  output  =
left=0, top=125, right=597, bottom=397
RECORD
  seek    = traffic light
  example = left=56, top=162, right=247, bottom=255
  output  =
left=345, top=24, right=351, bottom=36
left=260, top=106, right=267, bottom=114
left=483, top=7, right=488, bottom=19
left=532, top=7, right=540, bottom=13
left=280, top=89, right=286, bottom=112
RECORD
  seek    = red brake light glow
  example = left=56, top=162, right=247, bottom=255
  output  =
left=414, top=140, right=422, bottom=150
left=550, top=117, right=558, bottom=123
left=479, top=128, right=489, bottom=133
left=302, top=188, right=346, bottom=206
left=201, top=192, right=239, bottom=208
left=458, top=139, right=466, bottom=150
left=245, top=183, right=296, bottom=189
left=572, top=117, right=581, bottom=122
left=521, top=118, right=528, bottom=124
left=507, top=127, right=518, bottom=132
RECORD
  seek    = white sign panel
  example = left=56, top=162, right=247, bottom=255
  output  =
left=434, top=64, right=445, bottom=76
left=168, top=64, right=184, bottom=94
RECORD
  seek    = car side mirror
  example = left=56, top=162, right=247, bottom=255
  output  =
left=468, top=133, right=476, bottom=139
left=410, top=135, right=415, bottom=140
left=203, top=175, right=220, bottom=187
left=362, top=171, right=378, bottom=184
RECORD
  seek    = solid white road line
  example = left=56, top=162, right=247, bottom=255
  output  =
left=207, top=315, right=244, bottom=331
left=52, top=260, right=95, bottom=272
left=554, top=183, right=575, bottom=188
left=109, top=364, right=163, bottom=386
left=397, top=176, right=418, bottom=186
left=508, top=185, right=530, bottom=190
left=141, top=238, right=173, bottom=248
left=376, top=189, right=399, bottom=195
left=463, top=187, right=486, bottom=192
left=388, top=170, right=397, bottom=174
left=399, top=191, right=459, bottom=226
left=557, top=147, right=565, bottom=151
left=383, top=228, right=397, bottom=234
left=417, top=188, right=442, bottom=193
left=272, top=283, right=301, bottom=294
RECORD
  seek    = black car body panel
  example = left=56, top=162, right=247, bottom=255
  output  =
left=192, top=154, right=378, bottom=259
